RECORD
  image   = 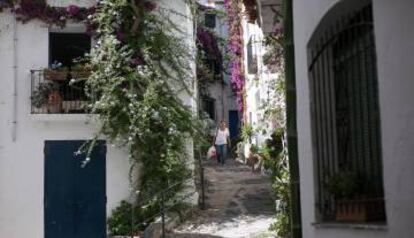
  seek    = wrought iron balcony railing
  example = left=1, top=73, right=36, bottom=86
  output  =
left=30, top=69, right=89, bottom=114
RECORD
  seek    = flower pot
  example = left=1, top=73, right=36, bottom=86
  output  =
left=47, top=90, right=62, bottom=113
left=71, top=69, right=91, bottom=79
left=44, top=69, right=68, bottom=81
left=335, top=198, right=385, bottom=222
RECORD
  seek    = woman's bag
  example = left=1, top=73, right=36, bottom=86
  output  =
left=207, top=146, right=216, bottom=159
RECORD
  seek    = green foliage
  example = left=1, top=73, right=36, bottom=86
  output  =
left=250, top=143, right=259, bottom=154
left=83, top=0, right=202, bottom=232
left=107, top=201, right=134, bottom=235
left=240, top=123, right=253, bottom=142
left=264, top=130, right=291, bottom=238
left=325, top=171, right=363, bottom=199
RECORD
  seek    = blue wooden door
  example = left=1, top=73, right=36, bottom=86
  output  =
left=229, top=110, right=239, bottom=140
left=44, top=141, right=106, bottom=238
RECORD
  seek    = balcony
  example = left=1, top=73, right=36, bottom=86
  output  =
left=30, top=69, right=89, bottom=114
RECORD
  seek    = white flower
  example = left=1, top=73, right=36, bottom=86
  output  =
left=152, top=111, right=160, bottom=120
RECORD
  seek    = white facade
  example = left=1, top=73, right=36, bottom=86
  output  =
left=0, top=0, right=196, bottom=237
left=292, top=0, right=414, bottom=237
left=242, top=16, right=279, bottom=157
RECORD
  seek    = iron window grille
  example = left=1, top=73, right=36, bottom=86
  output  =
left=308, top=3, right=386, bottom=223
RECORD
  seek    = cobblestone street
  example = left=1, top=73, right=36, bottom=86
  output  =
left=169, top=159, right=276, bottom=238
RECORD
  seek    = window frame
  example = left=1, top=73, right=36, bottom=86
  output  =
left=307, top=1, right=386, bottom=224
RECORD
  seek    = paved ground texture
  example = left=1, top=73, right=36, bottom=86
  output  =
left=169, top=159, right=276, bottom=238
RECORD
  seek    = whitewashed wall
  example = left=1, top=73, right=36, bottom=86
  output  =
left=0, top=0, right=197, bottom=237
left=243, top=19, right=278, bottom=153
left=0, top=12, right=131, bottom=238
left=293, top=0, right=414, bottom=237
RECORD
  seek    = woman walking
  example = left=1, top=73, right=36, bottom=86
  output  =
left=214, top=120, right=231, bottom=165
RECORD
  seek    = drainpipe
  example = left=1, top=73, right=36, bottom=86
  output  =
left=12, top=12, right=18, bottom=142
left=283, top=0, right=302, bottom=237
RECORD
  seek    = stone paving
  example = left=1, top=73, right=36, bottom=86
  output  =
left=168, top=159, right=276, bottom=238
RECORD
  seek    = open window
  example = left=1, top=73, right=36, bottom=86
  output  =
left=49, top=32, right=91, bottom=67
left=30, top=31, right=92, bottom=114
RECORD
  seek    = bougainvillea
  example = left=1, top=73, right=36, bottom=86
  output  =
left=197, top=26, right=223, bottom=70
left=0, top=0, right=94, bottom=27
left=224, top=0, right=245, bottom=113
left=263, top=22, right=285, bottom=72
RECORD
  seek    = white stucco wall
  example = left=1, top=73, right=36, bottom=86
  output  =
left=243, top=19, right=278, bottom=150
left=207, top=82, right=237, bottom=123
left=0, top=0, right=197, bottom=237
left=293, top=0, right=414, bottom=237
left=0, top=12, right=131, bottom=238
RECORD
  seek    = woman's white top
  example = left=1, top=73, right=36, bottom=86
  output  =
left=215, top=128, right=230, bottom=145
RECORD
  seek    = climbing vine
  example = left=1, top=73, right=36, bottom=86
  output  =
left=195, top=4, right=227, bottom=100
left=259, top=11, right=291, bottom=238
left=85, top=0, right=201, bottom=213
left=224, top=0, right=245, bottom=113
left=262, top=73, right=291, bottom=238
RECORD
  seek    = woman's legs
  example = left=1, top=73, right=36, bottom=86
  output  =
left=215, top=145, right=227, bottom=165
left=221, top=145, right=227, bottom=165
left=215, top=145, right=222, bottom=164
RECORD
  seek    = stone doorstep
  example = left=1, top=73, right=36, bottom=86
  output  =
left=143, top=205, right=197, bottom=238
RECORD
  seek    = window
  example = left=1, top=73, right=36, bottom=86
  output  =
left=49, top=32, right=91, bottom=67
left=308, top=2, right=386, bottom=223
left=30, top=32, right=92, bottom=114
left=205, top=14, right=216, bottom=28
left=202, top=97, right=216, bottom=120
left=247, top=36, right=258, bottom=74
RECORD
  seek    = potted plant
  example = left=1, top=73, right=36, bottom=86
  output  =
left=31, top=81, right=62, bottom=113
left=241, top=123, right=253, bottom=143
left=325, top=171, right=382, bottom=222
left=44, top=61, right=69, bottom=81
left=70, top=63, right=92, bottom=79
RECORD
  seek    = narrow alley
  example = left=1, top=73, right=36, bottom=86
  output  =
left=170, top=159, right=275, bottom=238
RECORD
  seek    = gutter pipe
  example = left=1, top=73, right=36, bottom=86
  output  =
left=283, top=0, right=302, bottom=237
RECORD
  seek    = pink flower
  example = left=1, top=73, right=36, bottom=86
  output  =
left=66, top=5, right=80, bottom=15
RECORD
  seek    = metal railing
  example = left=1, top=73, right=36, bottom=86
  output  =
left=124, top=149, right=206, bottom=238
left=30, top=70, right=89, bottom=114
